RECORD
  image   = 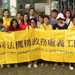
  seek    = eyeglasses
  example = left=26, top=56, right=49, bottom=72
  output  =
left=31, top=22, right=36, bottom=23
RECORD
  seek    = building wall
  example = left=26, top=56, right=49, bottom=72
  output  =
left=35, top=3, right=47, bottom=12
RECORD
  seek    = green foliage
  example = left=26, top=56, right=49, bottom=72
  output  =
left=0, top=8, right=2, bottom=18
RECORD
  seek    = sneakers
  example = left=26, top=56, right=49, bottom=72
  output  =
left=54, top=63, right=58, bottom=67
left=41, top=63, right=44, bottom=67
left=28, top=63, right=32, bottom=68
left=33, top=63, right=37, bottom=68
left=45, top=63, right=48, bottom=67
left=28, top=62, right=37, bottom=68
left=1, top=65, right=4, bottom=68
left=69, top=64, right=74, bottom=70
left=69, top=66, right=74, bottom=70
left=62, top=63, right=65, bottom=67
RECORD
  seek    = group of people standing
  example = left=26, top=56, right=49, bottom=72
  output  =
left=0, top=8, right=75, bottom=70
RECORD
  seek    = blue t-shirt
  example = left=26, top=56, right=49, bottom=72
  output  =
left=50, top=18, right=58, bottom=26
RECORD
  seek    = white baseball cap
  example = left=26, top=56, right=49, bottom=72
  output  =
left=56, top=13, right=65, bottom=20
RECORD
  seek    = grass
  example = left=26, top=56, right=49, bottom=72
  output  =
left=0, top=63, right=75, bottom=75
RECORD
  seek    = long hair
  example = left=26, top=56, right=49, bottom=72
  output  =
left=64, top=9, right=72, bottom=19
left=71, top=15, right=75, bottom=21
left=10, top=19, right=19, bottom=30
left=21, top=13, right=29, bottom=24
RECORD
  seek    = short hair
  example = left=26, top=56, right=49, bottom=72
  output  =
left=38, top=14, right=44, bottom=21
left=29, top=8, right=35, bottom=12
left=52, top=9, right=58, bottom=14
left=16, top=11, right=22, bottom=16
left=30, top=18, right=37, bottom=25
left=0, top=18, right=3, bottom=23
left=71, top=15, right=75, bottom=21
left=2, top=9, right=10, bottom=16
left=44, top=15, right=50, bottom=20
left=38, top=14, right=44, bottom=19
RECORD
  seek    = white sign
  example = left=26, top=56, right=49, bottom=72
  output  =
left=45, top=5, right=50, bottom=15
left=10, top=0, right=17, bottom=16
left=3, top=0, right=8, bottom=3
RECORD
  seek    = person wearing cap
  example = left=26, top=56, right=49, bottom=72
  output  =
left=53, top=13, right=67, bottom=68
left=53, top=13, right=68, bottom=30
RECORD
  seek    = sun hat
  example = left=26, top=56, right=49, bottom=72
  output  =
left=56, top=13, right=65, bottom=20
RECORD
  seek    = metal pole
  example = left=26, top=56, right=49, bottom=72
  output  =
left=48, top=0, right=52, bottom=15
left=48, top=0, right=51, bottom=5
